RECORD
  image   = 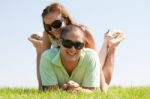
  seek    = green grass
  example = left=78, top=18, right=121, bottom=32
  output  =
left=0, top=87, right=150, bottom=99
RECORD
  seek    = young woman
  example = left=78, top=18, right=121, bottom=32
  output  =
left=28, top=2, right=124, bottom=91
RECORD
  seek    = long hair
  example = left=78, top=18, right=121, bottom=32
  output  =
left=42, top=3, right=73, bottom=25
left=42, top=3, right=96, bottom=49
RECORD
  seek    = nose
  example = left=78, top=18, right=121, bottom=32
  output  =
left=70, top=46, right=76, bottom=51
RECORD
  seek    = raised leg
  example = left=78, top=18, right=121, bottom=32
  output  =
left=28, top=33, right=43, bottom=90
left=99, top=31, right=124, bottom=91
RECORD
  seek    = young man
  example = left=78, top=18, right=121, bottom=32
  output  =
left=40, top=24, right=102, bottom=93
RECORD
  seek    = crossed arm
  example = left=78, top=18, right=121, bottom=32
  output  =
left=42, top=81, right=97, bottom=93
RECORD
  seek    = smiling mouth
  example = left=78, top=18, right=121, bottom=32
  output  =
left=67, top=51, right=76, bottom=56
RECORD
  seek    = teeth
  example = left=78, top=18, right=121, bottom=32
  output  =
left=67, top=51, right=76, bottom=56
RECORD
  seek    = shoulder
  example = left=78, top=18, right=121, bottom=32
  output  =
left=77, top=24, right=96, bottom=49
left=41, top=48, right=59, bottom=60
left=73, top=23, right=92, bottom=33
left=81, top=48, right=100, bottom=71
left=82, top=48, right=98, bottom=60
left=83, top=48, right=97, bottom=55
left=79, top=24, right=92, bottom=34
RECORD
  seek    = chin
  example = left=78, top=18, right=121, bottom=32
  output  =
left=67, top=58, right=77, bottom=62
left=66, top=57, right=78, bottom=62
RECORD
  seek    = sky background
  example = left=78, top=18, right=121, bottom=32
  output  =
left=0, top=0, right=150, bottom=88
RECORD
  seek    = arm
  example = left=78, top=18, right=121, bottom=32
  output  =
left=37, top=31, right=52, bottom=90
left=81, top=50, right=100, bottom=92
left=40, top=50, right=58, bottom=91
left=82, top=26, right=96, bottom=50
left=71, top=86, right=94, bottom=93
left=42, top=85, right=59, bottom=91
left=62, top=80, right=95, bottom=93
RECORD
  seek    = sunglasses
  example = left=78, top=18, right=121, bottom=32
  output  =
left=44, top=18, right=64, bottom=31
left=61, top=39, right=84, bottom=50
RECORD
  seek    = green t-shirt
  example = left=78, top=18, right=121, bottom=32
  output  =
left=40, top=48, right=100, bottom=88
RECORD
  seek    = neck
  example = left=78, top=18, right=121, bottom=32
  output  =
left=61, top=58, right=79, bottom=76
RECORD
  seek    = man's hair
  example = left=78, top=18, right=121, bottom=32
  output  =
left=60, top=24, right=85, bottom=40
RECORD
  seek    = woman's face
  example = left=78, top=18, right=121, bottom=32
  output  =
left=43, top=11, right=66, bottom=39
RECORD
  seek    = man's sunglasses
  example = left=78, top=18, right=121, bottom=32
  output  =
left=44, top=18, right=64, bottom=31
left=61, top=39, right=84, bottom=50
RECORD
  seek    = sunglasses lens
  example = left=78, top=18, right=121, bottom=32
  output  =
left=62, top=39, right=73, bottom=48
left=51, top=20, right=62, bottom=28
left=44, top=20, right=63, bottom=32
left=74, top=42, right=84, bottom=50
left=62, top=39, right=84, bottom=50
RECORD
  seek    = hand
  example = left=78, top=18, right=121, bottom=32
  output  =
left=62, top=80, right=81, bottom=93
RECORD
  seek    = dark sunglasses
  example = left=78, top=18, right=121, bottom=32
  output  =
left=61, top=39, right=84, bottom=50
left=44, top=18, right=64, bottom=31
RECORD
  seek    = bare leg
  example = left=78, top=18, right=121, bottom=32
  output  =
left=102, top=47, right=116, bottom=85
left=36, top=51, right=42, bottom=90
left=28, top=34, right=43, bottom=90
left=99, top=40, right=108, bottom=67
left=100, top=32, right=124, bottom=85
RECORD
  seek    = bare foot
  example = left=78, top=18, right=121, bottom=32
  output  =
left=107, top=33, right=125, bottom=49
left=104, top=29, right=125, bottom=48
left=28, top=33, right=43, bottom=53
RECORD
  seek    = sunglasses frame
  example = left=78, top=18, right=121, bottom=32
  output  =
left=44, top=18, right=64, bottom=31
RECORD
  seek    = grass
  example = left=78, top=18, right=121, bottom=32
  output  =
left=0, top=86, right=150, bottom=99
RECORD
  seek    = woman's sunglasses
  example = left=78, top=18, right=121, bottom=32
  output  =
left=61, top=39, right=84, bottom=50
left=44, top=18, right=64, bottom=31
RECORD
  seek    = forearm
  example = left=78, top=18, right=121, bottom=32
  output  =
left=67, top=86, right=96, bottom=94
left=62, top=80, right=96, bottom=93
left=79, top=87, right=96, bottom=93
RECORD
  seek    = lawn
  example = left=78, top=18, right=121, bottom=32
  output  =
left=0, top=87, right=150, bottom=99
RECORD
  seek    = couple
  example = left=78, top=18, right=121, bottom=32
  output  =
left=28, top=2, right=124, bottom=93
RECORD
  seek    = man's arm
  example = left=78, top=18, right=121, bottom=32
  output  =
left=42, top=85, right=59, bottom=91
left=40, top=50, right=58, bottom=91
left=62, top=80, right=96, bottom=93
left=82, top=50, right=100, bottom=89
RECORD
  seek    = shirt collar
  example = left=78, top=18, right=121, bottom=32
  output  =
left=51, top=49, right=85, bottom=67
left=52, top=50, right=63, bottom=67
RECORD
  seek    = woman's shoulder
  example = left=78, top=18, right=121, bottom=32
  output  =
left=74, top=23, right=89, bottom=31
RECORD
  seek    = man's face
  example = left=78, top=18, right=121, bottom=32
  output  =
left=60, top=30, right=84, bottom=62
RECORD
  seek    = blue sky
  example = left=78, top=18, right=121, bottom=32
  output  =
left=0, top=0, right=150, bottom=88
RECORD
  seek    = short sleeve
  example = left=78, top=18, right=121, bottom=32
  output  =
left=40, top=51, right=58, bottom=86
left=82, top=52, right=100, bottom=88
